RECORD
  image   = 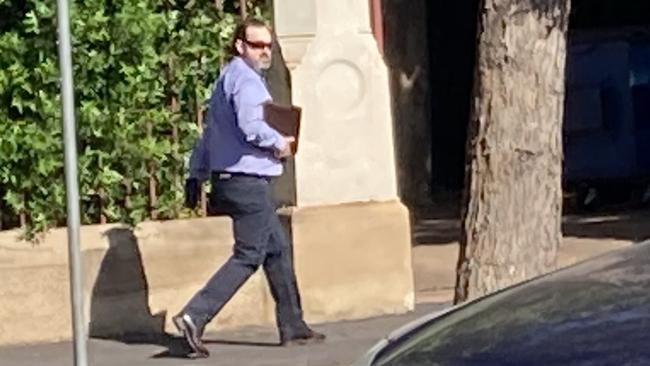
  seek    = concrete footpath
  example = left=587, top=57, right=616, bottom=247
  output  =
left=1, top=209, right=644, bottom=366
left=0, top=302, right=448, bottom=366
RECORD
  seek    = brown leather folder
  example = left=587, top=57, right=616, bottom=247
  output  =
left=263, top=102, right=302, bottom=153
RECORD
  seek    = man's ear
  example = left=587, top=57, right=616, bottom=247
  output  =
left=235, top=39, right=245, bottom=56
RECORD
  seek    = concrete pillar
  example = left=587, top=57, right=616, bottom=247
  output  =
left=276, top=0, right=398, bottom=206
left=273, top=1, right=316, bottom=69
left=274, top=0, right=415, bottom=318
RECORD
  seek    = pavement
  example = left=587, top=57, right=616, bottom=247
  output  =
left=1, top=208, right=646, bottom=366
left=0, top=302, right=448, bottom=366
left=410, top=208, right=649, bottom=302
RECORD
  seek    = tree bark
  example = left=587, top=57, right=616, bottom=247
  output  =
left=147, top=122, right=157, bottom=220
left=455, top=0, right=571, bottom=303
left=240, top=0, right=247, bottom=18
left=196, top=99, right=208, bottom=216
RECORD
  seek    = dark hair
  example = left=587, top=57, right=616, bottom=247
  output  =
left=227, top=18, right=271, bottom=61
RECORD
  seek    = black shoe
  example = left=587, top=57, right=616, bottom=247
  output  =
left=173, top=313, right=210, bottom=358
left=281, top=330, right=326, bottom=346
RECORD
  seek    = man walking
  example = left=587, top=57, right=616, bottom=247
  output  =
left=175, top=18, right=325, bottom=358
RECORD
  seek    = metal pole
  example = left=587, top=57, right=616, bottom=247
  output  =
left=55, top=0, right=88, bottom=365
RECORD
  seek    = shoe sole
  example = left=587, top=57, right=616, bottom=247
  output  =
left=173, top=316, right=210, bottom=358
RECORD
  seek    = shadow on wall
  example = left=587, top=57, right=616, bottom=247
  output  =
left=88, top=227, right=280, bottom=358
left=88, top=227, right=167, bottom=344
left=266, top=35, right=297, bottom=208
left=382, top=0, right=433, bottom=212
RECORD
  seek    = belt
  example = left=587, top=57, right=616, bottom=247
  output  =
left=211, top=171, right=270, bottom=181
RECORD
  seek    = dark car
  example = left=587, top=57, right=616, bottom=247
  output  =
left=355, top=241, right=650, bottom=366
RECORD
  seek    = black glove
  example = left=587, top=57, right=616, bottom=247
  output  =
left=184, top=178, right=200, bottom=209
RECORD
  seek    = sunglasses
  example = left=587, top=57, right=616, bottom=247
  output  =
left=244, top=39, right=273, bottom=50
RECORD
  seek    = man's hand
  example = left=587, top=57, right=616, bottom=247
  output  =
left=275, top=136, right=295, bottom=159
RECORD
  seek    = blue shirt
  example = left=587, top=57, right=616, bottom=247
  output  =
left=188, top=57, right=287, bottom=181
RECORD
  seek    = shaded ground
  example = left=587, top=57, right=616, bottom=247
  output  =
left=411, top=205, right=649, bottom=303
left=413, top=206, right=650, bottom=246
left=0, top=303, right=448, bottom=366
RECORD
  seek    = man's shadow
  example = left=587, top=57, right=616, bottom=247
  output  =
left=89, top=227, right=278, bottom=359
left=89, top=227, right=167, bottom=344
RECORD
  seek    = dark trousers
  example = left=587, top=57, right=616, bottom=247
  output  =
left=183, top=173, right=310, bottom=340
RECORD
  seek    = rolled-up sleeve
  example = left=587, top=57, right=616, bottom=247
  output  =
left=233, top=79, right=286, bottom=151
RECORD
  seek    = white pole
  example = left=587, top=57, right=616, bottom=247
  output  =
left=55, top=0, right=88, bottom=365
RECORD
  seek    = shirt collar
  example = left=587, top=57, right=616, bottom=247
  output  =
left=232, top=56, right=264, bottom=77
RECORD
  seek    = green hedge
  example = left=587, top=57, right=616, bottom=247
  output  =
left=0, top=0, right=267, bottom=238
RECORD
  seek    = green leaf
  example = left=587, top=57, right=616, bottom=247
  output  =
left=1, top=0, right=269, bottom=238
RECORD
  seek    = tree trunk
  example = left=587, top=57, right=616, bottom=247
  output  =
left=147, top=122, right=157, bottom=220
left=455, top=0, right=571, bottom=303
left=196, top=99, right=208, bottom=216
left=239, top=0, right=247, bottom=18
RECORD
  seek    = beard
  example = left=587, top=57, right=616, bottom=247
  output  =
left=258, top=56, right=272, bottom=70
